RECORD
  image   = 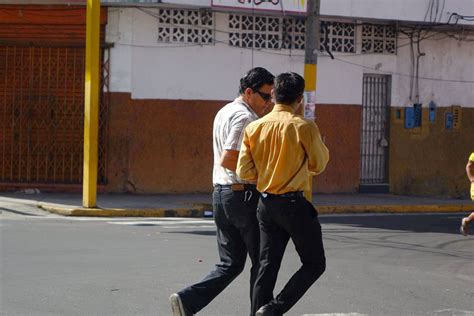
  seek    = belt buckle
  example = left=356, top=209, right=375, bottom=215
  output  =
left=231, top=183, right=245, bottom=191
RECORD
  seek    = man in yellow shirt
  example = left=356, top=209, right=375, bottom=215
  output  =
left=460, top=152, right=474, bottom=236
left=237, top=72, right=329, bottom=316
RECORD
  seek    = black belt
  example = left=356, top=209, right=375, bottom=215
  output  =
left=214, top=183, right=257, bottom=191
left=261, top=191, right=305, bottom=198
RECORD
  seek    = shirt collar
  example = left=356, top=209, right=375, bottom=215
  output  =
left=272, top=104, right=295, bottom=113
left=235, top=96, right=259, bottom=118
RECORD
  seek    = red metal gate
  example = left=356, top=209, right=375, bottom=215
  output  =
left=0, top=44, right=109, bottom=185
left=0, top=5, right=109, bottom=188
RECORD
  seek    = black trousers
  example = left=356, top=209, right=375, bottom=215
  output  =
left=178, top=185, right=260, bottom=315
left=253, top=195, right=326, bottom=315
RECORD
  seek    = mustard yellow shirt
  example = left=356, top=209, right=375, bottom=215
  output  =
left=236, top=104, right=329, bottom=194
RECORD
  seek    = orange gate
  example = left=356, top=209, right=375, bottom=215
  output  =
left=0, top=5, right=109, bottom=188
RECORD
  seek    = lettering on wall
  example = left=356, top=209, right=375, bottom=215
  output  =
left=212, top=0, right=307, bottom=14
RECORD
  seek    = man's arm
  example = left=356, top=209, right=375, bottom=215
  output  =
left=301, top=122, right=330, bottom=175
left=236, top=130, right=258, bottom=182
left=221, top=114, right=252, bottom=172
left=220, top=150, right=239, bottom=172
left=466, top=158, right=474, bottom=183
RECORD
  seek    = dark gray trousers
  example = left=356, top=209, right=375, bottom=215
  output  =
left=253, top=195, right=326, bottom=315
left=179, top=185, right=260, bottom=315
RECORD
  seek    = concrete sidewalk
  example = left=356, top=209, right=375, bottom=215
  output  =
left=1, top=191, right=472, bottom=217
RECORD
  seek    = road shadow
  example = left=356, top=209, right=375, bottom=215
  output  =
left=157, top=213, right=471, bottom=237
left=0, top=207, right=40, bottom=216
left=319, top=213, right=469, bottom=235
left=166, top=230, right=216, bottom=236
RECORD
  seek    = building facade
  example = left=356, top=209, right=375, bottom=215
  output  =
left=1, top=0, right=473, bottom=196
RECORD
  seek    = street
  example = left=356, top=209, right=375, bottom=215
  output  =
left=1, top=203, right=473, bottom=316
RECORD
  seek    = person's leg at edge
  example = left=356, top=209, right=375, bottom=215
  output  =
left=252, top=198, right=290, bottom=315
left=177, top=189, right=247, bottom=313
left=271, top=198, right=326, bottom=314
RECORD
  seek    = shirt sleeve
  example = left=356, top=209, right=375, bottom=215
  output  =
left=223, top=114, right=252, bottom=151
left=301, top=121, right=330, bottom=175
left=236, top=128, right=258, bottom=182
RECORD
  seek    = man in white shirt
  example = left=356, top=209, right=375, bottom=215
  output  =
left=170, top=67, right=274, bottom=316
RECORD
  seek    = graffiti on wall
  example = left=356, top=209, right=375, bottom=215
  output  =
left=238, top=0, right=280, bottom=5
left=212, top=0, right=307, bottom=14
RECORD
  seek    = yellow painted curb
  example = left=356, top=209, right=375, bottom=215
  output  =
left=40, top=203, right=213, bottom=217
left=39, top=202, right=472, bottom=217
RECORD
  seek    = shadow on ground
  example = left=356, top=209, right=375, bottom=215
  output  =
left=164, top=213, right=472, bottom=236
left=319, top=213, right=469, bottom=235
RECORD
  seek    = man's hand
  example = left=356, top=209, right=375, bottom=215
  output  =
left=220, top=150, right=239, bottom=172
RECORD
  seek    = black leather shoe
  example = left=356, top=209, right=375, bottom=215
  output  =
left=255, top=304, right=282, bottom=316
left=169, top=293, right=193, bottom=316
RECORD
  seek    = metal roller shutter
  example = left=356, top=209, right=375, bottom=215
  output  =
left=0, top=5, right=109, bottom=188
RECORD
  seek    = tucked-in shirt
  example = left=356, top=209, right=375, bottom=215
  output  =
left=212, top=97, right=259, bottom=185
left=236, top=104, right=329, bottom=194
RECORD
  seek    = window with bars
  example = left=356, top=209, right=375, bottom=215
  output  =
left=157, top=8, right=214, bottom=44
left=320, top=21, right=356, bottom=53
left=229, top=14, right=305, bottom=50
left=361, top=24, right=397, bottom=54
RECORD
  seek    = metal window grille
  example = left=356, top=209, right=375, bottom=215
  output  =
left=157, top=9, right=214, bottom=45
left=229, top=14, right=305, bottom=50
left=361, top=24, right=397, bottom=54
left=320, top=21, right=356, bottom=53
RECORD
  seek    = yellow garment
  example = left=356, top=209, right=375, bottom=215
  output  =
left=237, top=104, right=329, bottom=194
left=470, top=152, right=474, bottom=200
left=471, top=182, right=474, bottom=200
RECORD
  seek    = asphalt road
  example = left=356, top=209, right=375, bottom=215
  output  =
left=1, top=202, right=473, bottom=316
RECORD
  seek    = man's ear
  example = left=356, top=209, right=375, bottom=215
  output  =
left=294, top=94, right=304, bottom=113
left=297, top=94, right=304, bottom=104
left=244, top=87, right=253, bottom=98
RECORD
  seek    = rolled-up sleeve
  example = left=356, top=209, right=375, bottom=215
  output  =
left=301, top=122, right=329, bottom=175
left=236, top=128, right=258, bottom=182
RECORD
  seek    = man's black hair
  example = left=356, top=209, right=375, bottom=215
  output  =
left=239, top=67, right=275, bottom=94
left=274, top=72, right=305, bottom=105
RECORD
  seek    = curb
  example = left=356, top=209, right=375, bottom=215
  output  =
left=39, top=203, right=213, bottom=217
left=39, top=203, right=473, bottom=217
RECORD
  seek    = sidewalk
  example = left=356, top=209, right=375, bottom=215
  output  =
left=1, top=191, right=472, bottom=217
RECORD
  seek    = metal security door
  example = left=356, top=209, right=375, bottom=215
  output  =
left=360, top=74, right=391, bottom=187
left=0, top=45, right=109, bottom=185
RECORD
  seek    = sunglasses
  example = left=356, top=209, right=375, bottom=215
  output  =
left=254, top=90, right=272, bottom=102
